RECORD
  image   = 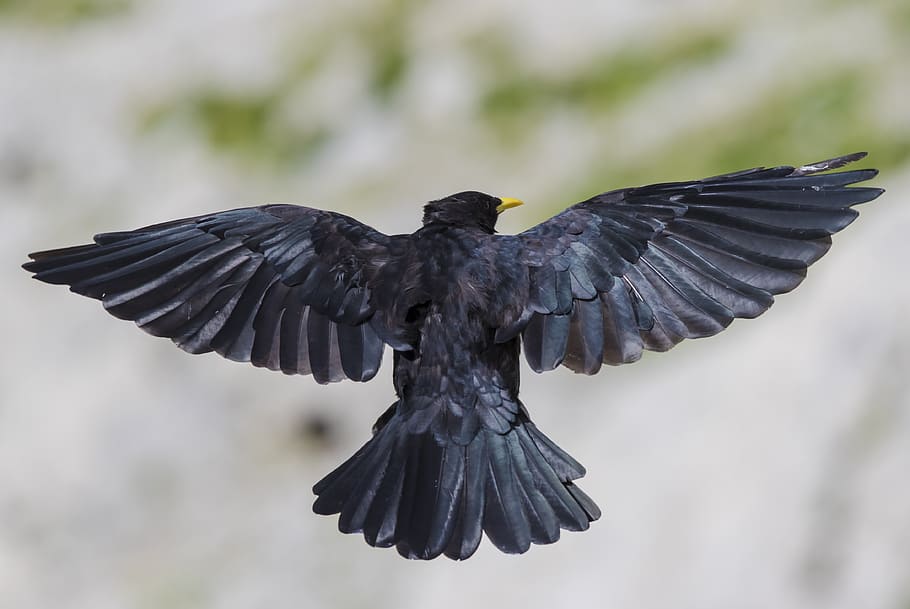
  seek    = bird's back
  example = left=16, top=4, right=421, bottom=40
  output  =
left=391, top=226, right=523, bottom=438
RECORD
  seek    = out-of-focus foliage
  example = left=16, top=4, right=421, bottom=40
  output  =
left=477, top=32, right=733, bottom=137
left=0, top=0, right=129, bottom=24
left=127, top=0, right=910, bottom=216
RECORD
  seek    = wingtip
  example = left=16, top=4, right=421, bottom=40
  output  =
left=843, top=151, right=867, bottom=162
left=21, top=253, right=46, bottom=273
left=790, top=152, right=871, bottom=176
left=867, top=186, right=886, bottom=201
left=22, top=248, right=39, bottom=264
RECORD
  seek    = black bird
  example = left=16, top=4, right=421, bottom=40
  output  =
left=23, top=152, right=882, bottom=560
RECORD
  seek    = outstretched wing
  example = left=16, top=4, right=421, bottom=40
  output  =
left=24, top=204, right=409, bottom=383
left=495, top=152, right=883, bottom=374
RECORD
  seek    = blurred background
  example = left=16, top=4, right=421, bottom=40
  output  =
left=3, top=0, right=910, bottom=608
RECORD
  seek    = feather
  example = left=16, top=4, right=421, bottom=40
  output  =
left=394, top=431, right=426, bottom=558
left=664, top=238, right=806, bottom=293
left=513, top=155, right=879, bottom=371
left=25, top=204, right=400, bottom=383
left=174, top=259, right=261, bottom=354
left=483, top=429, right=532, bottom=554
left=306, top=309, right=335, bottom=383
left=563, top=297, right=605, bottom=374
left=637, top=250, right=734, bottom=337
left=493, top=307, right=534, bottom=343
left=565, top=483, right=602, bottom=521
left=363, top=425, right=410, bottom=547
left=527, top=264, right=557, bottom=313
left=668, top=221, right=822, bottom=270
left=211, top=264, right=280, bottom=361
left=623, top=265, right=689, bottom=341
left=70, top=234, right=217, bottom=298
left=554, top=269, right=573, bottom=314
left=338, top=429, right=398, bottom=534
left=400, top=434, right=459, bottom=559
left=516, top=424, right=591, bottom=531
left=444, top=429, right=488, bottom=560
left=101, top=239, right=245, bottom=318
left=279, top=304, right=310, bottom=375
left=506, top=431, right=560, bottom=543
left=250, top=280, right=291, bottom=369
left=599, top=282, right=644, bottom=364
left=133, top=249, right=250, bottom=330
left=649, top=239, right=773, bottom=318
left=671, top=219, right=832, bottom=266
left=27, top=226, right=198, bottom=284
left=312, top=422, right=393, bottom=515
left=522, top=312, right=571, bottom=372
left=337, top=322, right=383, bottom=381
left=524, top=421, right=586, bottom=480
left=691, top=187, right=880, bottom=209
left=423, top=440, right=466, bottom=558
left=682, top=205, right=852, bottom=240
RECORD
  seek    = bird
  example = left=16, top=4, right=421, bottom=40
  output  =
left=23, top=152, right=882, bottom=560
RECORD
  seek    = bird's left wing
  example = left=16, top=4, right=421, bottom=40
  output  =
left=493, top=153, right=883, bottom=374
left=24, top=205, right=409, bottom=383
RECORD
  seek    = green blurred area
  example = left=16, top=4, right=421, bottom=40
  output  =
left=131, top=5, right=906, bottom=215
left=10, top=0, right=907, bottom=211
left=574, top=71, right=910, bottom=202
left=141, top=92, right=331, bottom=170
left=0, top=0, right=129, bottom=23
left=477, top=31, right=732, bottom=138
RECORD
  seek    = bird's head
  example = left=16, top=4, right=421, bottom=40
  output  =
left=422, top=191, right=523, bottom=233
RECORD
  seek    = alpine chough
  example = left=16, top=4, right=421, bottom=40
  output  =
left=23, top=152, right=883, bottom=560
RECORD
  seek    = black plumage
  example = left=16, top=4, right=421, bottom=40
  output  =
left=23, top=152, right=882, bottom=560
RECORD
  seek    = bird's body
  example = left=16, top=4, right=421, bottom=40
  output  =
left=24, top=153, right=882, bottom=560
left=315, top=203, right=600, bottom=559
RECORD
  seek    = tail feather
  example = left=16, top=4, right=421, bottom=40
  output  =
left=312, top=425, right=390, bottom=514
left=337, top=430, right=397, bottom=535
left=515, top=423, right=593, bottom=531
left=398, top=432, right=447, bottom=558
left=507, top=431, right=561, bottom=544
left=362, top=428, right=409, bottom=547
left=313, top=404, right=599, bottom=560
left=424, top=440, right=466, bottom=557
left=524, top=420, right=587, bottom=480
left=483, top=430, right=533, bottom=554
left=567, top=483, right=602, bottom=521
left=443, top=431, right=487, bottom=560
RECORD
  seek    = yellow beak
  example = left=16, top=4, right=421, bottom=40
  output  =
left=496, top=197, right=524, bottom=213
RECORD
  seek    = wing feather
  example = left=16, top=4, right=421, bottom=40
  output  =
left=498, top=153, right=882, bottom=373
left=24, top=205, right=406, bottom=383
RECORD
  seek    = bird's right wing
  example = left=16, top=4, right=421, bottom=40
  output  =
left=24, top=204, right=411, bottom=383
left=493, top=153, right=883, bottom=374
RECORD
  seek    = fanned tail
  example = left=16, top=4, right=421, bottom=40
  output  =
left=312, top=404, right=600, bottom=560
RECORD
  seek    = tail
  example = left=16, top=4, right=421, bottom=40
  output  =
left=312, top=405, right=600, bottom=560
